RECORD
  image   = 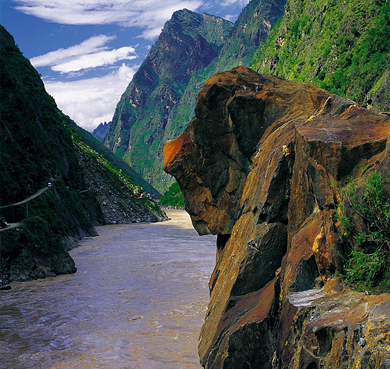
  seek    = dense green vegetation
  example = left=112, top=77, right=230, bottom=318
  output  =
left=0, top=25, right=101, bottom=235
left=251, top=0, right=390, bottom=109
left=336, top=171, right=390, bottom=293
left=159, top=181, right=185, bottom=207
left=0, top=25, right=101, bottom=281
left=1, top=28, right=76, bottom=205
left=0, top=25, right=164, bottom=281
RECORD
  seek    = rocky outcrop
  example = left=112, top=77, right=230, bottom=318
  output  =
left=78, top=147, right=167, bottom=224
left=164, top=66, right=390, bottom=368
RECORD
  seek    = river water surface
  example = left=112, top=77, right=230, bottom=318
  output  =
left=0, top=210, right=216, bottom=369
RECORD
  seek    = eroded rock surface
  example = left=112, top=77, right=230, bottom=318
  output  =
left=163, top=66, right=390, bottom=368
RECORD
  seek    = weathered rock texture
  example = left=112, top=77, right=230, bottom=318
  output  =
left=164, top=66, right=390, bottom=368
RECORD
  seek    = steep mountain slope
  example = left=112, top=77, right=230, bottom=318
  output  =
left=251, top=0, right=390, bottom=110
left=0, top=26, right=165, bottom=285
left=106, top=1, right=286, bottom=193
left=76, top=123, right=160, bottom=198
left=75, top=138, right=166, bottom=224
left=162, top=0, right=286, bottom=187
left=104, top=9, right=233, bottom=192
left=0, top=25, right=101, bottom=283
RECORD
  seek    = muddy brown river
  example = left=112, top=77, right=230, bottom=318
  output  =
left=0, top=210, right=216, bottom=369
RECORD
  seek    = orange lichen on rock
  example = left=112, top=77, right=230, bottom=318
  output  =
left=163, top=131, right=194, bottom=170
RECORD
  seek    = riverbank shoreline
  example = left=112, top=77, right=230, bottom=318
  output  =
left=0, top=206, right=170, bottom=289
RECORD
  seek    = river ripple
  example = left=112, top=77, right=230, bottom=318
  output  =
left=0, top=210, right=216, bottom=369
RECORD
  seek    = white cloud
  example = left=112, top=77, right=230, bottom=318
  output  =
left=12, top=0, right=204, bottom=39
left=44, top=64, right=137, bottom=131
left=31, top=35, right=115, bottom=66
left=223, top=14, right=237, bottom=22
left=219, top=0, right=249, bottom=5
left=30, top=35, right=136, bottom=73
left=51, top=46, right=136, bottom=73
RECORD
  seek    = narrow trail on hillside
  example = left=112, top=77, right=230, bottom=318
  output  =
left=1, top=187, right=49, bottom=209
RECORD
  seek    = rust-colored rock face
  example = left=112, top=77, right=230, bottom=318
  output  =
left=163, top=66, right=390, bottom=368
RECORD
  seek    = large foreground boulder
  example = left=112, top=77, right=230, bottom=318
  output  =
left=164, top=66, right=390, bottom=368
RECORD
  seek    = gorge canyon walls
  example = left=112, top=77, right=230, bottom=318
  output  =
left=164, top=66, right=390, bottom=368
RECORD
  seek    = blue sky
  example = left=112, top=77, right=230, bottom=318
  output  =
left=1, top=0, right=249, bottom=131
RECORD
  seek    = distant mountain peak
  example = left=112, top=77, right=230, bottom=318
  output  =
left=92, top=121, right=111, bottom=143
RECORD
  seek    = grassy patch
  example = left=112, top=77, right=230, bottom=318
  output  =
left=337, top=171, right=390, bottom=293
left=159, top=181, right=185, bottom=207
left=251, top=0, right=390, bottom=106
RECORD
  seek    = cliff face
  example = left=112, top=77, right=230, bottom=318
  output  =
left=164, top=67, right=390, bottom=368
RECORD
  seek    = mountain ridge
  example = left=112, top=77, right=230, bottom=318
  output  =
left=105, top=0, right=285, bottom=193
left=0, top=25, right=165, bottom=285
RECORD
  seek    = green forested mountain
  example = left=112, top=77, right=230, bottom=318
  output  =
left=159, top=181, right=185, bottom=207
left=105, top=9, right=234, bottom=192
left=0, top=25, right=164, bottom=284
left=0, top=25, right=101, bottom=282
left=251, top=0, right=390, bottom=110
left=105, top=0, right=285, bottom=193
